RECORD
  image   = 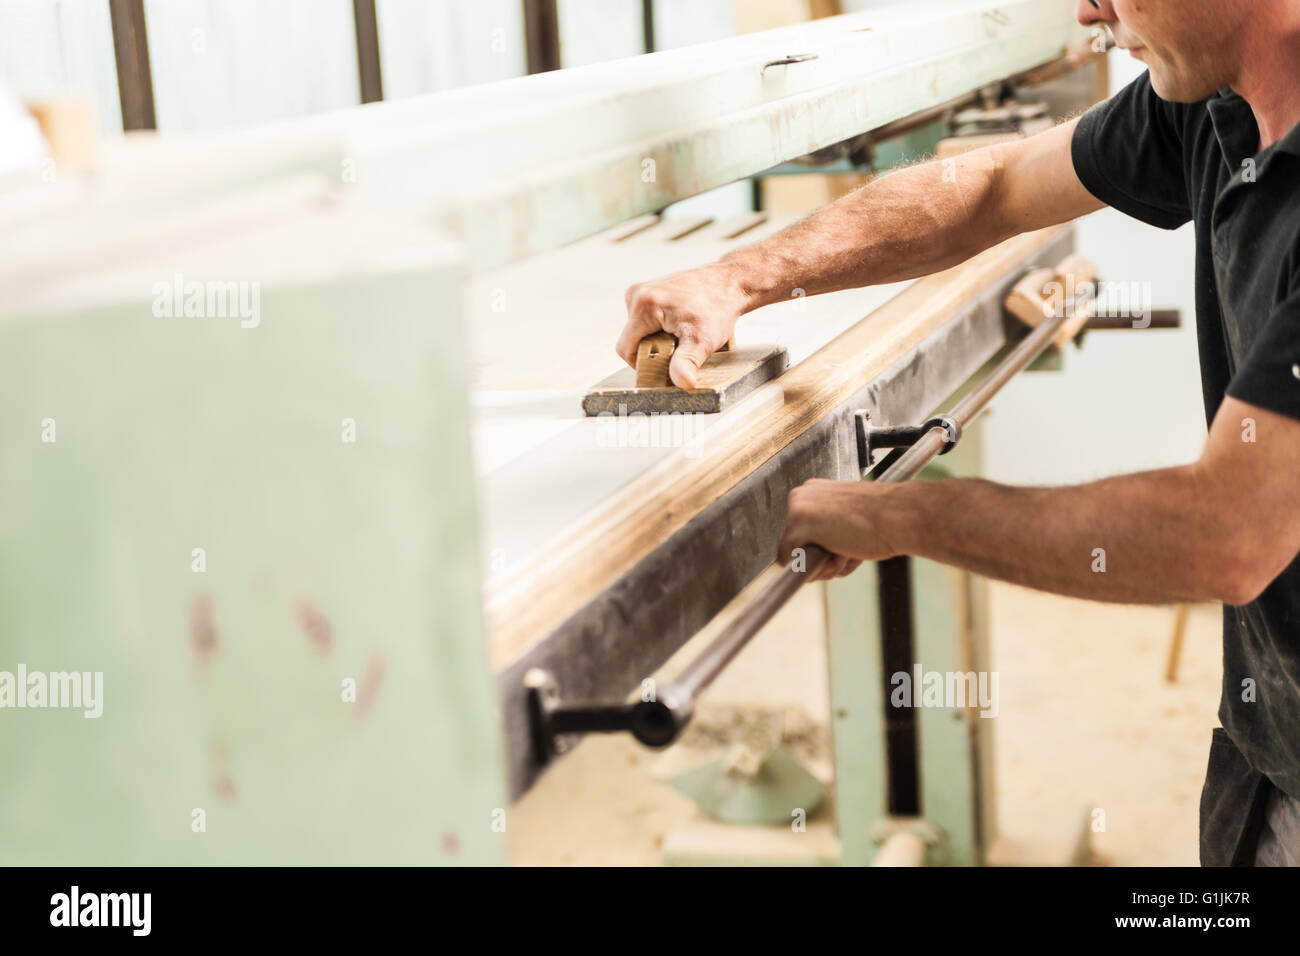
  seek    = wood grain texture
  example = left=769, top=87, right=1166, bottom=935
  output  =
left=485, top=224, right=1072, bottom=668
left=634, top=331, right=675, bottom=388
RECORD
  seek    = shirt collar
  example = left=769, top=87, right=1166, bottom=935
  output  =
left=1206, top=87, right=1258, bottom=173
left=1274, top=114, right=1300, bottom=158
left=1206, top=86, right=1300, bottom=166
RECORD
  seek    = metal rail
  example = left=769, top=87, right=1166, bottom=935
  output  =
left=526, top=297, right=1079, bottom=760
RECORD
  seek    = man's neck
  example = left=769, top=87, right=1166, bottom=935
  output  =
left=1229, top=4, right=1300, bottom=150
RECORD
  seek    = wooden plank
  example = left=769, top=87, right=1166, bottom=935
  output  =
left=485, top=224, right=1073, bottom=670
left=583, top=344, right=788, bottom=415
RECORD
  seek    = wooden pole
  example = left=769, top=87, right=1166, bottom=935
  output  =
left=642, top=0, right=656, bottom=53
left=524, top=0, right=561, bottom=73
left=353, top=0, right=384, bottom=104
left=108, top=0, right=156, bottom=131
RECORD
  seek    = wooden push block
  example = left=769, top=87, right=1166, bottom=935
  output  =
left=1004, top=252, right=1098, bottom=350
left=633, top=332, right=738, bottom=388
left=584, top=332, right=785, bottom=416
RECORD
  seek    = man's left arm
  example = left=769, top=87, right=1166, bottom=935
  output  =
left=779, top=396, right=1300, bottom=605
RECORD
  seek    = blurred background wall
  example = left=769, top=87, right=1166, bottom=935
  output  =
left=0, top=0, right=1203, bottom=480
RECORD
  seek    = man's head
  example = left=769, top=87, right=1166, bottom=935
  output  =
left=1076, top=0, right=1253, bottom=102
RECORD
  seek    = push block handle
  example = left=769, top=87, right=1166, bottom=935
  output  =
left=633, top=332, right=737, bottom=389
left=634, top=332, right=676, bottom=388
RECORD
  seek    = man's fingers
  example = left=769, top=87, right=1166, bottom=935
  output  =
left=777, top=529, right=800, bottom=567
left=823, top=557, right=862, bottom=580
left=777, top=527, right=853, bottom=579
left=779, top=487, right=808, bottom=567
left=815, top=554, right=848, bottom=581
left=616, top=314, right=662, bottom=368
left=618, top=286, right=665, bottom=368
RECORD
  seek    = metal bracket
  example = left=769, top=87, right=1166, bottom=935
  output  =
left=854, top=411, right=962, bottom=475
left=524, top=669, right=691, bottom=767
left=761, top=53, right=819, bottom=73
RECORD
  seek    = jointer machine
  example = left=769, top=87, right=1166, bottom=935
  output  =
left=0, top=1, right=1169, bottom=866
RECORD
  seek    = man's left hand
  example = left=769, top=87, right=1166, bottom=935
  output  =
left=778, top=479, right=901, bottom=581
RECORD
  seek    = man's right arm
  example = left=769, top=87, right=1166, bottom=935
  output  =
left=619, top=118, right=1105, bottom=387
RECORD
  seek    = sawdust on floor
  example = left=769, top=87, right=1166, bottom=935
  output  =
left=508, top=580, right=1221, bottom=866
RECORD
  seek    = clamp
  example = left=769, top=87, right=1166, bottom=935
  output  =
left=855, top=411, right=962, bottom=475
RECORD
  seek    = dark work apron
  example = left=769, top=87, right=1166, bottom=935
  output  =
left=1199, top=727, right=1275, bottom=866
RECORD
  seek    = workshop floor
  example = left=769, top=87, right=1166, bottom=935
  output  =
left=508, top=581, right=1222, bottom=866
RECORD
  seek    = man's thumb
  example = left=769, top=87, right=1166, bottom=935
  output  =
left=669, top=340, right=708, bottom=388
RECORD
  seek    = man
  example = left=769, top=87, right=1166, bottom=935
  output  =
left=617, top=0, right=1300, bottom=866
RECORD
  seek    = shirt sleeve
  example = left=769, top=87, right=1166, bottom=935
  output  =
left=1071, top=72, right=1193, bottom=230
left=1226, top=280, right=1300, bottom=423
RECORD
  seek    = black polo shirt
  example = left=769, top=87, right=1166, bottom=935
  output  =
left=1072, top=74, right=1300, bottom=800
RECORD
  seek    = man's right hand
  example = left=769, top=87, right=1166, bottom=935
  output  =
left=618, top=262, right=751, bottom=388
left=616, top=119, right=1100, bottom=389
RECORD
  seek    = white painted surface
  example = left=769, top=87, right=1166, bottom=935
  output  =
left=376, top=0, right=525, bottom=98
left=653, top=0, right=737, bottom=50
left=143, top=0, right=360, bottom=132
left=664, top=181, right=755, bottom=222
left=559, top=0, right=643, bottom=67
left=0, top=0, right=122, bottom=137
